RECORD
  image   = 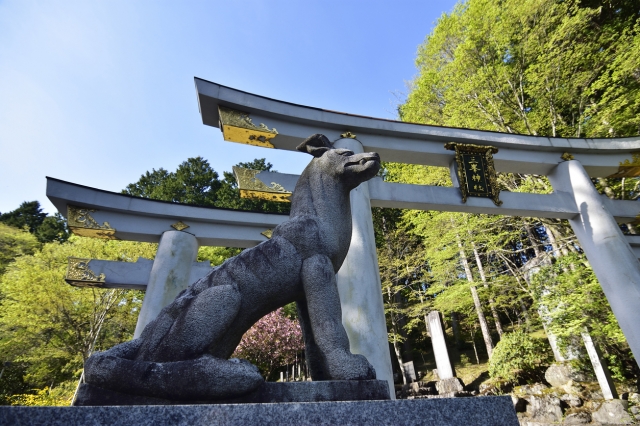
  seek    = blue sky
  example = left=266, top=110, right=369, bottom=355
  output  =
left=0, top=0, right=459, bottom=214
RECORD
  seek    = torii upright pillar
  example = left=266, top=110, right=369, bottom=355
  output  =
left=549, top=160, right=640, bottom=365
left=134, top=230, right=199, bottom=338
left=333, top=137, right=395, bottom=398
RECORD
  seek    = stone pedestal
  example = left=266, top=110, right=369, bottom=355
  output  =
left=134, top=230, right=198, bottom=338
left=3, top=396, right=519, bottom=425
left=333, top=137, right=395, bottom=398
left=436, top=377, right=465, bottom=396
left=74, top=380, right=390, bottom=406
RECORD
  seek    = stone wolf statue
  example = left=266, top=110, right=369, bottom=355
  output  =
left=83, top=134, right=381, bottom=400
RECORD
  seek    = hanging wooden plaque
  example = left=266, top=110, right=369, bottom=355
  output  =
left=444, top=143, right=502, bottom=206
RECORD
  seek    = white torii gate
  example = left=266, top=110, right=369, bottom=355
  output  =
left=47, top=79, right=640, bottom=398
left=195, top=78, right=640, bottom=389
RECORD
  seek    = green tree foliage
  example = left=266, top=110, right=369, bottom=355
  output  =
left=123, top=157, right=221, bottom=206
left=123, top=157, right=290, bottom=214
left=531, top=254, right=625, bottom=347
left=8, top=383, right=76, bottom=407
left=0, top=236, right=156, bottom=403
left=530, top=254, right=634, bottom=379
left=35, top=214, right=68, bottom=244
left=0, top=202, right=68, bottom=244
left=0, top=223, right=39, bottom=275
left=385, top=0, right=640, bottom=381
left=122, top=168, right=176, bottom=201
left=401, top=0, right=640, bottom=138
left=197, top=246, right=242, bottom=266
left=380, top=162, right=502, bottom=359
left=0, top=201, right=46, bottom=234
left=374, top=205, right=429, bottom=381
left=401, top=0, right=640, bottom=204
left=489, top=330, right=552, bottom=384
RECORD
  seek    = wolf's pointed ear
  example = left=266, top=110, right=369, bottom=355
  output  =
left=296, top=134, right=333, bottom=157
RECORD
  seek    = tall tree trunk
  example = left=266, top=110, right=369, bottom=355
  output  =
left=499, top=256, right=532, bottom=331
left=471, top=241, right=503, bottom=338
left=450, top=312, right=463, bottom=348
left=517, top=296, right=532, bottom=331
left=456, top=234, right=494, bottom=358
left=525, top=221, right=542, bottom=258
left=545, top=225, right=561, bottom=257
left=387, top=287, right=407, bottom=385
left=379, top=215, right=408, bottom=384
left=395, top=292, right=414, bottom=363
left=469, top=286, right=493, bottom=358
left=471, top=327, right=480, bottom=364
left=73, top=289, right=122, bottom=405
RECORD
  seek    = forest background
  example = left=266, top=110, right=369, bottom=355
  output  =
left=1, top=0, right=639, bottom=405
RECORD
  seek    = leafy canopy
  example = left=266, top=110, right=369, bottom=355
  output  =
left=123, top=156, right=290, bottom=214
left=0, top=202, right=68, bottom=243
left=0, top=236, right=156, bottom=397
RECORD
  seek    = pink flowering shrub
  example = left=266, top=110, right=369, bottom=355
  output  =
left=232, top=308, right=304, bottom=379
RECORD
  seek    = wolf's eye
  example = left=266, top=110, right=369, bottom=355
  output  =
left=340, top=151, right=354, bottom=156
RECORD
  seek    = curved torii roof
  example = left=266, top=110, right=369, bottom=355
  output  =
left=195, top=77, right=640, bottom=177
left=46, top=177, right=286, bottom=247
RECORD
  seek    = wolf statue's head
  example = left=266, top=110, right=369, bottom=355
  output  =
left=296, top=134, right=380, bottom=190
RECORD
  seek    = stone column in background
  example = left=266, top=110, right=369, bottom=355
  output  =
left=334, top=137, right=395, bottom=399
left=428, top=311, right=455, bottom=380
left=428, top=311, right=465, bottom=395
left=582, top=332, right=619, bottom=400
left=134, top=230, right=198, bottom=338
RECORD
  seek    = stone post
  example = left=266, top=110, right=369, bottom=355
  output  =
left=134, top=230, right=199, bottom=338
left=428, top=311, right=464, bottom=395
left=333, top=137, right=395, bottom=399
left=581, top=332, right=619, bottom=400
left=548, top=160, right=640, bottom=366
left=428, top=311, right=455, bottom=380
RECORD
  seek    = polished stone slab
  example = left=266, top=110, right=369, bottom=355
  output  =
left=74, top=380, right=390, bottom=406
left=2, top=396, right=518, bottom=425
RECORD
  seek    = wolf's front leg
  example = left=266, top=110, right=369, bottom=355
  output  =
left=301, top=254, right=376, bottom=381
left=296, top=297, right=327, bottom=380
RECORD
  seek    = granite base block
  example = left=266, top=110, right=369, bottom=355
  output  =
left=74, top=380, right=390, bottom=405
left=1, top=396, right=518, bottom=426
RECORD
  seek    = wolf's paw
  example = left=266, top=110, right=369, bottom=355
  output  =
left=325, top=351, right=376, bottom=381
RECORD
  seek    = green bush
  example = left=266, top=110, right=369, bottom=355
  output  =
left=9, top=382, right=75, bottom=406
left=459, top=354, right=471, bottom=367
left=489, top=330, right=553, bottom=384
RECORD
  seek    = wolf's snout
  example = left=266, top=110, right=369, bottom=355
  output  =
left=362, top=153, right=380, bottom=163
